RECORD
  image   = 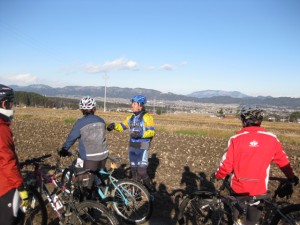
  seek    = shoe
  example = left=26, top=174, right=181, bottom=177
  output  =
left=146, top=184, right=156, bottom=193
left=146, top=185, right=156, bottom=201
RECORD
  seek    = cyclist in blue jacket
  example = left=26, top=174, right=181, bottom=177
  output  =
left=107, top=95, right=155, bottom=192
left=59, top=97, right=108, bottom=193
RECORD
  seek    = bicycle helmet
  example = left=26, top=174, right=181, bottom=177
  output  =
left=0, top=84, right=14, bottom=103
left=79, top=97, right=96, bottom=110
left=130, top=95, right=147, bottom=105
left=240, top=106, right=263, bottom=126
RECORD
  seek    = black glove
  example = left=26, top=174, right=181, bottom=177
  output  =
left=59, top=148, right=71, bottom=157
left=130, top=131, right=141, bottom=139
left=290, top=176, right=299, bottom=186
left=276, top=182, right=293, bottom=198
left=107, top=123, right=115, bottom=131
left=210, top=172, right=216, bottom=182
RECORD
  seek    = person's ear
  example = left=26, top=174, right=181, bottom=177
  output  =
left=0, top=101, right=5, bottom=109
left=242, top=121, right=246, bottom=128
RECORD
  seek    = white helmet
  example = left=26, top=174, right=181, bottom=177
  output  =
left=79, top=97, right=96, bottom=110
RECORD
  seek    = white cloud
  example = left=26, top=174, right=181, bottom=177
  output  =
left=4, top=73, right=38, bottom=84
left=85, top=58, right=138, bottom=73
left=180, top=61, right=188, bottom=66
left=84, top=58, right=180, bottom=73
left=160, top=64, right=174, bottom=71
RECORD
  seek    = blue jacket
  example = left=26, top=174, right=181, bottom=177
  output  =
left=62, top=114, right=108, bottom=161
left=114, top=112, right=155, bottom=143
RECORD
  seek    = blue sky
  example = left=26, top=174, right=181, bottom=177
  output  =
left=1, top=0, right=299, bottom=97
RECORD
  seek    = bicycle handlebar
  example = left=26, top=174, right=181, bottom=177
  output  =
left=269, top=176, right=290, bottom=183
left=20, top=154, right=52, bottom=167
left=213, top=175, right=293, bottom=195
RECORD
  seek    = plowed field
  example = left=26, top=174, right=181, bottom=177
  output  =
left=12, top=108, right=300, bottom=224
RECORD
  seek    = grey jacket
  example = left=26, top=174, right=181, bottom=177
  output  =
left=62, top=114, right=108, bottom=161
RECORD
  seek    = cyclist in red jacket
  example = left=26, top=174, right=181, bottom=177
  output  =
left=0, top=84, right=28, bottom=224
left=212, top=106, right=299, bottom=224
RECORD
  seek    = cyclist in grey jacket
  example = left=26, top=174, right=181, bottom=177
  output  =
left=59, top=97, right=108, bottom=192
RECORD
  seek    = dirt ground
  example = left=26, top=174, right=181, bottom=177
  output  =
left=12, top=108, right=300, bottom=224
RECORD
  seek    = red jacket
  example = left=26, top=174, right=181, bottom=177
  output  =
left=215, top=126, right=294, bottom=196
left=0, top=118, right=23, bottom=197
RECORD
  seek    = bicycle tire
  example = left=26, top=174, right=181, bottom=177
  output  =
left=72, top=200, right=119, bottom=225
left=270, top=203, right=300, bottom=225
left=177, top=194, right=233, bottom=225
left=110, top=178, right=152, bottom=224
left=23, top=186, right=48, bottom=225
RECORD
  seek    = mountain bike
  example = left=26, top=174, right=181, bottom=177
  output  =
left=61, top=156, right=153, bottom=224
left=20, top=154, right=119, bottom=225
left=177, top=175, right=300, bottom=225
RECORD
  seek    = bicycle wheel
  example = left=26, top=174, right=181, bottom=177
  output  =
left=270, top=204, right=300, bottom=225
left=177, top=194, right=233, bottom=225
left=23, top=186, right=48, bottom=225
left=110, top=178, right=152, bottom=224
left=72, top=200, right=119, bottom=225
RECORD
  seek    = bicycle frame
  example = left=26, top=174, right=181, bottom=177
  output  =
left=62, top=156, right=153, bottom=224
left=22, top=154, right=121, bottom=225
left=23, top=155, right=71, bottom=220
left=263, top=199, right=292, bottom=224
left=96, top=169, right=130, bottom=205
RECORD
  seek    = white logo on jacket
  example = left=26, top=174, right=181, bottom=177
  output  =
left=249, top=140, right=259, bottom=147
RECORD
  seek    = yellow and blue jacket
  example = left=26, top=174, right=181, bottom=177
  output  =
left=114, top=111, right=155, bottom=143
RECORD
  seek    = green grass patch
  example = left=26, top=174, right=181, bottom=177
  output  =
left=175, top=129, right=234, bottom=139
left=17, top=114, right=33, bottom=119
left=176, top=130, right=209, bottom=136
left=64, top=118, right=77, bottom=124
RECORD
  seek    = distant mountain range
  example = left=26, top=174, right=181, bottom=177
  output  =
left=188, top=90, right=251, bottom=98
left=10, top=84, right=300, bottom=109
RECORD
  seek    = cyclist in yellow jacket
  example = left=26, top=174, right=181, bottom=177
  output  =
left=107, top=95, right=155, bottom=192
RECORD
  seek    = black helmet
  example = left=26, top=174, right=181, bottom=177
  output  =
left=0, top=84, right=14, bottom=102
left=240, top=106, right=263, bottom=126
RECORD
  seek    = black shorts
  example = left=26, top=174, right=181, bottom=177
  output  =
left=128, top=146, right=149, bottom=167
left=0, top=188, right=22, bottom=225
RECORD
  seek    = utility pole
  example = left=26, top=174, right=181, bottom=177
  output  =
left=103, top=73, right=109, bottom=112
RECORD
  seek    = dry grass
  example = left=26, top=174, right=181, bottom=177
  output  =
left=15, top=107, right=300, bottom=146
